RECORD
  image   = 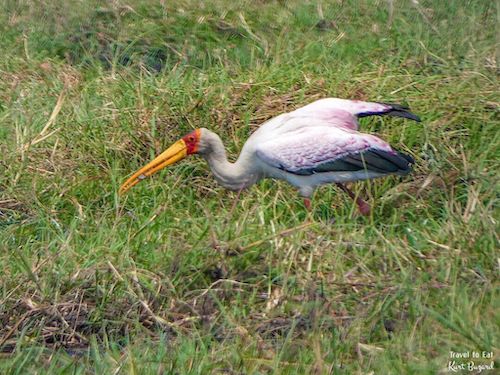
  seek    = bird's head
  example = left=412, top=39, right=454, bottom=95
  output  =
left=119, top=128, right=209, bottom=195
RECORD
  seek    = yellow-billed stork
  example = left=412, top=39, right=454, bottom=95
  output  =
left=119, top=98, right=421, bottom=215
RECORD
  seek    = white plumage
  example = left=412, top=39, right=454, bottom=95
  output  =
left=120, top=98, right=421, bottom=215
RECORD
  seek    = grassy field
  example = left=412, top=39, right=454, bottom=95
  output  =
left=0, top=0, right=498, bottom=373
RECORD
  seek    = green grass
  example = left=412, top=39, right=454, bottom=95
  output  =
left=0, top=0, right=498, bottom=373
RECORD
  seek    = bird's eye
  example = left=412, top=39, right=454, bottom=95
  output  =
left=188, top=136, right=195, bottom=142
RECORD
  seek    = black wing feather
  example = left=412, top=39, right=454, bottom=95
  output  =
left=286, top=148, right=413, bottom=176
left=349, top=153, right=400, bottom=173
left=357, top=102, right=421, bottom=122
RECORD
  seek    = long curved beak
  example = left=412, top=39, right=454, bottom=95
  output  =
left=119, top=139, right=187, bottom=195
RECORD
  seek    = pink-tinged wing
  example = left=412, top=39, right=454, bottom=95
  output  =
left=255, top=127, right=412, bottom=176
left=289, top=99, right=391, bottom=130
left=251, top=98, right=420, bottom=142
left=287, top=98, right=420, bottom=130
left=293, top=98, right=392, bottom=117
left=286, top=107, right=361, bottom=130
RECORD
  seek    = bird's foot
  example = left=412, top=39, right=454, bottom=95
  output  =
left=355, top=198, right=371, bottom=216
left=336, top=183, right=371, bottom=216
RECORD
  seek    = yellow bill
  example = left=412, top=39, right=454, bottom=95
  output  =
left=119, top=139, right=188, bottom=195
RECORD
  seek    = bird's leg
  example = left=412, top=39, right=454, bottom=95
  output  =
left=301, top=197, right=315, bottom=223
left=227, top=187, right=244, bottom=219
left=336, top=183, right=371, bottom=216
left=303, top=197, right=311, bottom=211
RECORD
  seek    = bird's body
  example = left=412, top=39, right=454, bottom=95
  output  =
left=120, top=98, right=421, bottom=214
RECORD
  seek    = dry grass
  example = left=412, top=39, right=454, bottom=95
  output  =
left=0, top=0, right=498, bottom=373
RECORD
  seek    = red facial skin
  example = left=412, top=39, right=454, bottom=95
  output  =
left=182, top=129, right=201, bottom=155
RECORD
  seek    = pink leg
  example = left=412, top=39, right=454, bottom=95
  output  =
left=336, top=183, right=371, bottom=216
left=303, top=197, right=311, bottom=211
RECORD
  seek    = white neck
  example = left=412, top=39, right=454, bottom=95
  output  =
left=200, top=131, right=259, bottom=191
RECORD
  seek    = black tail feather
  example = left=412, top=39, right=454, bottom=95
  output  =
left=378, top=102, right=422, bottom=122
left=385, top=109, right=421, bottom=122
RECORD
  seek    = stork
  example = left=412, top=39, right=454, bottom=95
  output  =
left=119, top=98, right=421, bottom=215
